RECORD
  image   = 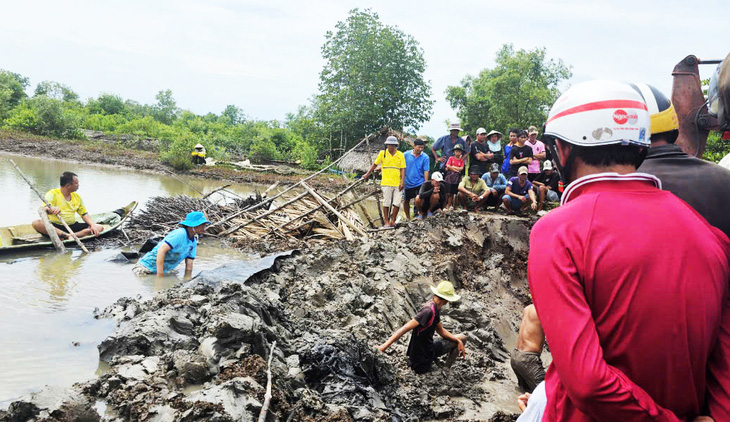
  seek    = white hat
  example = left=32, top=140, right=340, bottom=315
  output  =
left=518, top=166, right=529, bottom=175
left=384, top=136, right=399, bottom=145
left=449, top=122, right=463, bottom=132
left=486, top=130, right=503, bottom=138
left=431, top=172, right=444, bottom=182
left=194, top=143, right=204, bottom=149
left=476, top=127, right=487, bottom=135
left=543, top=161, right=553, bottom=170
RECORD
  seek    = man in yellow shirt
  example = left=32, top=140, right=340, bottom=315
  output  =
left=362, top=136, right=406, bottom=228
left=31, top=171, right=104, bottom=239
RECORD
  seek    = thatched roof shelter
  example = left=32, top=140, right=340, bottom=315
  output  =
left=338, top=128, right=417, bottom=173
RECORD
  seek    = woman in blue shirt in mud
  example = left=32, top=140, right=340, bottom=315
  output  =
left=133, top=211, right=211, bottom=277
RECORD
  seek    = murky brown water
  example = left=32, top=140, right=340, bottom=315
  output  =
left=0, top=153, right=258, bottom=406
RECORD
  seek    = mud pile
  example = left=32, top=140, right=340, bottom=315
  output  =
left=1, top=211, right=533, bottom=421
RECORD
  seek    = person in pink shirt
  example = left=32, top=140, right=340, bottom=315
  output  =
left=526, top=126, right=546, bottom=181
left=528, top=80, right=730, bottom=421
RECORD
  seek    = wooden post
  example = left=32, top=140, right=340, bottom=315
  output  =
left=38, top=207, right=66, bottom=253
left=301, top=182, right=367, bottom=238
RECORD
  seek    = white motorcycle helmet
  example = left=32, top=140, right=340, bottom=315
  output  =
left=544, top=80, right=651, bottom=148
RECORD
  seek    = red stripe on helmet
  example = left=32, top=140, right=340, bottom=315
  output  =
left=547, top=100, right=648, bottom=124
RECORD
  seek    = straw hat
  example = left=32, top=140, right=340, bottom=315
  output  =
left=430, top=280, right=460, bottom=302
left=486, top=130, right=503, bottom=138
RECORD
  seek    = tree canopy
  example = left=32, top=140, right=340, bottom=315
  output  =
left=315, top=8, right=433, bottom=147
left=446, top=44, right=572, bottom=133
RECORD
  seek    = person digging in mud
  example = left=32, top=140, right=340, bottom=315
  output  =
left=132, top=211, right=210, bottom=278
left=362, top=136, right=406, bottom=228
left=32, top=171, right=105, bottom=240
left=191, top=143, right=206, bottom=165
left=510, top=304, right=545, bottom=393
left=413, top=171, right=446, bottom=218
left=376, top=280, right=467, bottom=374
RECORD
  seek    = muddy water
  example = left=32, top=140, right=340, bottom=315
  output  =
left=0, top=153, right=258, bottom=406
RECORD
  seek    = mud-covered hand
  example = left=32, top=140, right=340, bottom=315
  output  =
left=375, top=344, right=388, bottom=353
left=457, top=339, right=466, bottom=357
left=517, top=392, right=531, bottom=412
left=530, top=202, right=537, bottom=211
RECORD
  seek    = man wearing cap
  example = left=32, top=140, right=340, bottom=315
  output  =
left=469, top=128, right=492, bottom=176
left=531, top=161, right=560, bottom=213
left=376, top=280, right=467, bottom=374
left=403, top=139, right=430, bottom=220
left=502, top=166, right=537, bottom=215
left=414, top=172, right=445, bottom=218
left=526, top=127, right=545, bottom=181
left=481, top=163, right=508, bottom=210
left=191, top=143, right=206, bottom=165
left=457, top=167, right=489, bottom=212
left=431, top=122, right=470, bottom=171
left=363, top=136, right=406, bottom=228
left=133, top=211, right=210, bottom=277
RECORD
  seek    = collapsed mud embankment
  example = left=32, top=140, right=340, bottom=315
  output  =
left=0, top=132, right=351, bottom=191
left=0, top=212, right=534, bottom=421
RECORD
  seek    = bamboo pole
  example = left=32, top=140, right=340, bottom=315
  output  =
left=201, top=184, right=232, bottom=200
left=301, top=182, right=367, bottom=238
left=273, top=178, right=364, bottom=232
left=10, top=159, right=88, bottom=253
left=209, top=135, right=372, bottom=229
left=220, top=191, right=311, bottom=235
left=166, top=170, right=205, bottom=196
left=37, top=207, right=66, bottom=253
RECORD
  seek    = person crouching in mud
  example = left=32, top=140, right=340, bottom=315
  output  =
left=376, top=281, right=467, bottom=373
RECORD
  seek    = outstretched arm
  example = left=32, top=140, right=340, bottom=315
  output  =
left=377, top=319, right=419, bottom=352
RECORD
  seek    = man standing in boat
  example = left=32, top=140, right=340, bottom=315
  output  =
left=133, top=211, right=210, bottom=277
left=31, top=171, right=104, bottom=240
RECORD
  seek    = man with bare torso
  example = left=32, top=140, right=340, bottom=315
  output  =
left=510, top=305, right=545, bottom=393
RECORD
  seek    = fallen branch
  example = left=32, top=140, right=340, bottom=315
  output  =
left=257, top=340, right=277, bottom=422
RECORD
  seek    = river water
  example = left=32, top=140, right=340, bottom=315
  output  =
left=0, top=153, right=260, bottom=406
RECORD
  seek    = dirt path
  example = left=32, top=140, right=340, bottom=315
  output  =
left=0, top=131, right=352, bottom=192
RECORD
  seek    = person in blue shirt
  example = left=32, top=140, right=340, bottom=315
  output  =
left=481, top=163, right=508, bottom=210
left=403, top=138, right=431, bottom=220
left=502, top=129, right=519, bottom=176
left=431, top=122, right=470, bottom=172
left=502, top=166, right=537, bottom=215
left=133, top=211, right=211, bottom=277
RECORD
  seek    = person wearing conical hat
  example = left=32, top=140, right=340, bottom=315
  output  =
left=191, top=143, right=207, bottom=165
left=376, top=280, right=467, bottom=373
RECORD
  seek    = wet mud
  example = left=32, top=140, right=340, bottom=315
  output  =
left=1, top=211, right=532, bottom=421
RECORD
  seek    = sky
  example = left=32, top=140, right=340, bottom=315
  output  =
left=1, top=0, right=727, bottom=137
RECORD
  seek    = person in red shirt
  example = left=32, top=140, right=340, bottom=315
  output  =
left=529, top=80, right=730, bottom=421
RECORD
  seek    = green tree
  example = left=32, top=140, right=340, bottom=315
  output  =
left=315, top=8, right=433, bottom=149
left=0, top=70, right=29, bottom=120
left=704, top=131, right=730, bottom=163
left=34, top=81, right=79, bottom=103
left=152, top=89, right=178, bottom=125
left=5, top=96, right=82, bottom=138
left=221, top=105, right=245, bottom=126
left=446, top=44, right=572, bottom=133
left=87, top=93, right=125, bottom=115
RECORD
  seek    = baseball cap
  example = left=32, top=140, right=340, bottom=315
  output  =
left=476, top=128, right=487, bottom=135
left=518, top=166, right=529, bottom=175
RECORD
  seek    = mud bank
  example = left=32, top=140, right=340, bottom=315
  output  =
left=1, top=212, right=533, bottom=421
left=0, top=132, right=351, bottom=191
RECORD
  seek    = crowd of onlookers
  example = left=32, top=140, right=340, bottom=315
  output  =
left=364, top=122, right=561, bottom=227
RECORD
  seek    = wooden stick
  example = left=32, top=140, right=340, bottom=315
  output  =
left=201, top=184, right=231, bottom=200
left=273, top=178, right=364, bottom=231
left=220, top=191, right=311, bottom=235
left=257, top=340, right=277, bottom=422
left=301, top=182, right=367, bottom=238
left=37, top=207, right=66, bottom=253
left=10, top=159, right=88, bottom=253
left=209, top=135, right=372, bottom=228
left=166, top=170, right=204, bottom=196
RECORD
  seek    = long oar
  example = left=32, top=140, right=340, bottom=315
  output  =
left=9, top=159, right=89, bottom=253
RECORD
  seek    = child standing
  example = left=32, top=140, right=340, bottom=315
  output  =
left=443, top=144, right=465, bottom=209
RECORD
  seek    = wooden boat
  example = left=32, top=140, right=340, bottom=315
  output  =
left=0, top=201, right=137, bottom=252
